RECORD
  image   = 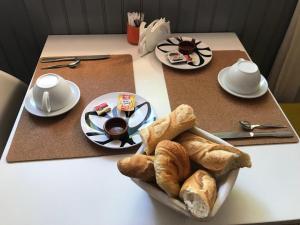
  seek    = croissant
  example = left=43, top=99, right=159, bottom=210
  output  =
left=140, top=104, right=196, bottom=155
left=176, top=132, right=252, bottom=176
left=179, top=170, right=217, bottom=218
left=154, top=140, right=190, bottom=197
left=117, top=154, right=155, bottom=181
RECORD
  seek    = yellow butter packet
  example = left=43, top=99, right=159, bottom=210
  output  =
left=117, top=94, right=135, bottom=111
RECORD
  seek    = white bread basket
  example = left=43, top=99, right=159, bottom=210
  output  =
left=132, top=126, right=239, bottom=221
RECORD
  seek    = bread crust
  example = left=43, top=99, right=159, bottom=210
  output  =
left=140, top=104, right=196, bottom=155
left=154, top=140, right=190, bottom=197
left=117, top=154, right=155, bottom=181
left=176, top=131, right=252, bottom=176
left=179, top=170, right=217, bottom=218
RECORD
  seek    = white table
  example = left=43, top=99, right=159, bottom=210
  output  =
left=1, top=33, right=300, bottom=225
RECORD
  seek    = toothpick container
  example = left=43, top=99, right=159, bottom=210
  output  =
left=127, top=24, right=139, bottom=45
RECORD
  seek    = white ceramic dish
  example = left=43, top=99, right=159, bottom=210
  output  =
left=132, top=126, right=239, bottom=221
left=33, top=73, right=73, bottom=112
left=24, top=81, right=80, bottom=117
left=218, top=67, right=268, bottom=99
left=80, top=92, right=156, bottom=149
left=224, top=59, right=261, bottom=94
left=155, top=36, right=213, bottom=70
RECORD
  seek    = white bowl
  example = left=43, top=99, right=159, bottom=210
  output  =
left=225, top=59, right=261, bottom=95
left=33, top=73, right=72, bottom=112
left=132, top=126, right=239, bottom=221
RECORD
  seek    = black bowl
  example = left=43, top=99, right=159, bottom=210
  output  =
left=103, top=117, right=128, bottom=140
left=178, top=40, right=196, bottom=55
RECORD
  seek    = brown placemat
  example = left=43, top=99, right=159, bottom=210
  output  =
left=163, top=50, right=299, bottom=146
left=7, top=55, right=138, bottom=163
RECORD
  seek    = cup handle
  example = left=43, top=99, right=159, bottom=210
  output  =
left=237, top=58, right=246, bottom=63
left=42, top=91, right=51, bottom=113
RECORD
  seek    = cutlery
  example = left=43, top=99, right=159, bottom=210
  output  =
left=213, top=131, right=294, bottom=140
left=42, top=59, right=80, bottom=69
left=40, top=55, right=110, bottom=63
left=239, top=120, right=287, bottom=131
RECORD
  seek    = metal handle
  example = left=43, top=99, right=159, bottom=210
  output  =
left=237, top=58, right=246, bottom=63
left=40, top=55, right=110, bottom=63
left=41, top=57, right=77, bottom=63
left=258, top=124, right=287, bottom=129
left=254, top=131, right=294, bottom=138
left=42, top=91, right=51, bottom=113
left=42, top=64, right=69, bottom=69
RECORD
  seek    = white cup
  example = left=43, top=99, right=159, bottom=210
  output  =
left=32, top=73, right=72, bottom=112
left=225, top=58, right=261, bottom=94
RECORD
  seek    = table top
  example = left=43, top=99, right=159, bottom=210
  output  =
left=1, top=33, right=300, bottom=225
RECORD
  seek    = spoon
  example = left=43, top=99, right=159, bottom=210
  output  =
left=42, top=59, right=80, bottom=69
left=239, top=120, right=287, bottom=131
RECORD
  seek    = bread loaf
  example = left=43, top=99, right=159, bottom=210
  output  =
left=180, top=170, right=217, bottom=218
left=176, top=132, right=252, bottom=176
left=154, top=140, right=190, bottom=197
left=117, top=154, right=155, bottom=181
left=140, top=104, right=196, bottom=155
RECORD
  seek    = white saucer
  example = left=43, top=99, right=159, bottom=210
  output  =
left=24, top=81, right=80, bottom=117
left=218, top=67, right=268, bottom=99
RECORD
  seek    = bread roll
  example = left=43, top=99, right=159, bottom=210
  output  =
left=140, top=104, right=196, bottom=155
left=117, top=154, right=155, bottom=181
left=154, top=140, right=190, bottom=197
left=180, top=170, right=217, bottom=218
left=176, top=132, right=252, bottom=176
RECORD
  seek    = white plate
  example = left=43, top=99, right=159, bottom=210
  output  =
left=80, top=92, right=156, bottom=149
left=155, top=36, right=213, bottom=70
left=132, top=126, right=239, bottom=220
left=218, top=67, right=268, bottom=99
left=24, top=81, right=80, bottom=117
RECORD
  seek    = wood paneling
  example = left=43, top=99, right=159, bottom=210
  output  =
left=0, top=0, right=297, bottom=83
left=159, top=0, right=181, bottom=32
left=105, top=0, right=123, bottom=33
left=143, top=0, right=160, bottom=23
left=227, top=0, right=251, bottom=36
left=252, top=0, right=286, bottom=72
left=262, top=0, right=298, bottom=76
left=85, top=0, right=107, bottom=33
left=177, top=0, right=198, bottom=32
left=0, top=0, right=35, bottom=82
left=24, top=0, right=52, bottom=48
left=64, top=0, right=89, bottom=34
left=194, top=0, right=218, bottom=32
left=0, top=41, right=12, bottom=74
left=211, top=0, right=235, bottom=32
left=43, top=0, right=70, bottom=34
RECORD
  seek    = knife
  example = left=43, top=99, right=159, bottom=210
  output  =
left=213, top=131, right=294, bottom=139
left=40, top=55, right=110, bottom=63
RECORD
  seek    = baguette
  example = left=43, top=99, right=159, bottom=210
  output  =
left=176, top=131, right=252, bottom=176
left=154, top=140, right=190, bottom=197
left=140, top=104, right=196, bottom=155
left=180, top=170, right=217, bottom=218
left=117, top=154, right=155, bottom=181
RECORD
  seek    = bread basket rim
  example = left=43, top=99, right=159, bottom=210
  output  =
left=132, top=126, right=240, bottom=221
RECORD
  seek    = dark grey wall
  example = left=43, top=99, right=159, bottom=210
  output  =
left=0, top=0, right=297, bottom=83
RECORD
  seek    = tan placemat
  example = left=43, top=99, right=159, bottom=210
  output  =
left=163, top=50, right=299, bottom=146
left=7, top=55, right=138, bottom=163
